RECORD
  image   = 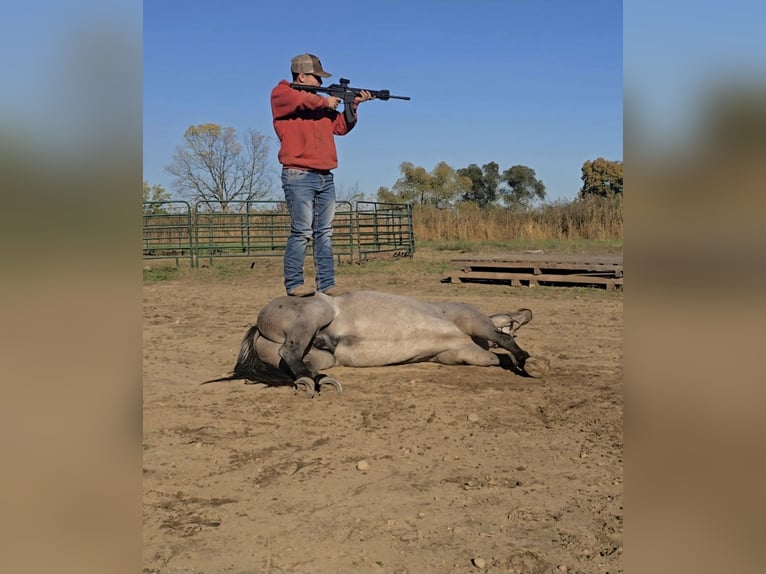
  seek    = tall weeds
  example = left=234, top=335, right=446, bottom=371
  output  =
left=413, top=195, right=623, bottom=242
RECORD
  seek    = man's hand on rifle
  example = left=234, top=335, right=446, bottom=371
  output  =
left=325, top=90, right=373, bottom=111
left=325, top=96, right=342, bottom=111
left=354, top=90, right=375, bottom=105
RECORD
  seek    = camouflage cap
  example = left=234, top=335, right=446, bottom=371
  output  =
left=290, top=53, right=331, bottom=78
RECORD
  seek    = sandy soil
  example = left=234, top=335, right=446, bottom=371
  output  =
left=143, top=254, right=623, bottom=574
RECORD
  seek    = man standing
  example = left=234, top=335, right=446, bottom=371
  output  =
left=271, top=53, right=372, bottom=297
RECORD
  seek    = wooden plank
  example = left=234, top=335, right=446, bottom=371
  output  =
left=452, top=253, right=623, bottom=265
left=450, top=270, right=611, bottom=283
left=453, top=258, right=623, bottom=266
left=444, top=253, right=624, bottom=290
left=454, top=260, right=622, bottom=273
left=447, top=270, right=623, bottom=288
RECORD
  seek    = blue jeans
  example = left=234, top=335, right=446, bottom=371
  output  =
left=281, top=168, right=337, bottom=292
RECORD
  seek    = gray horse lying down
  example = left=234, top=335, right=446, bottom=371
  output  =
left=204, top=290, right=533, bottom=395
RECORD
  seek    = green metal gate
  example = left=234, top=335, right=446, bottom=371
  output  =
left=142, top=200, right=414, bottom=267
left=142, top=201, right=194, bottom=267
left=354, top=201, right=414, bottom=261
left=192, top=200, right=355, bottom=267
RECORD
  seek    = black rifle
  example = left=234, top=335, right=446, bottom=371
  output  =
left=289, top=77, right=410, bottom=126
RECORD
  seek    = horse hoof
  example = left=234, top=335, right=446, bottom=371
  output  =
left=318, top=378, right=343, bottom=395
left=293, top=376, right=316, bottom=397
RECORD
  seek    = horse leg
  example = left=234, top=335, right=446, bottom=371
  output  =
left=254, top=297, right=335, bottom=396
left=252, top=333, right=339, bottom=396
left=485, top=330, right=530, bottom=371
left=305, top=348, right=342, bottom=395
left=455, top=318, right=531, bottom=371
left=434, top=344, right=501, bottom=367
left=441, top=305, right=531, bottom=371
left=277, top=323, right=323, bottom=396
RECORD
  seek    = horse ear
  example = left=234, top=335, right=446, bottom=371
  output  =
left=489, top=309, right=532, bottom=333
left=489, top=313, right=514, bottom=332
left=509, top=309, right=533, bottom=332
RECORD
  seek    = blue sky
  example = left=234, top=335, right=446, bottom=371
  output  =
left=143, top=0, right=623, bottom=203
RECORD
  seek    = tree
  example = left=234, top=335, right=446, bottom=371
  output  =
left=165, top=123, right=273, bottom=211
left=457, top=161, right=501, bottom=207
left=143, top=180, right=172, bottom=214
left=481, top=162, right=501, bottom=205
left=376, top=185, right=397, bottom=204
left=377, top=161, right=472, bottom=208
left=384, top=161, right=430, bottom=205
left=580, top=157, right=623, bottom=197
left=500, top=165, right=546, bottom=208
left=457, top=164, right=484, bottom=203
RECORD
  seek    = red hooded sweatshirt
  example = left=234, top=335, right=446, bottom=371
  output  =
left=270, top=80, right=356, bottom=172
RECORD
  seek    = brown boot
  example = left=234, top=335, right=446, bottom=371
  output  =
left=321, top=286, right=347, bottom=296
left=287, top=285, right=315, bottom=297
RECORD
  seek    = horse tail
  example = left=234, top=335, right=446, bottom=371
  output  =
left=232, top=325, right=292, bottom=383
left=200, top=325, right=291, bottom=385
left=232, top=324, right=264, bottom=379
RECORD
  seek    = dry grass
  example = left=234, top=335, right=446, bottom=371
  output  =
left=413, top=195, right=623, bottom=242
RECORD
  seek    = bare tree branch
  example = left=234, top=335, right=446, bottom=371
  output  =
left=165, top=123, right=274, bottom=211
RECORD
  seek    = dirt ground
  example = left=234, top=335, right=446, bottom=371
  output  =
left=143, top=253, right=623, bottom=574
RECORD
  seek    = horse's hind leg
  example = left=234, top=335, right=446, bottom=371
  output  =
left=277, top=324, right=323, bottom=396
left=278, top=328, right=344, bottom=396
left=257, top=297, right=335, bottom=396
left=305, top=349, right=342, bottom=395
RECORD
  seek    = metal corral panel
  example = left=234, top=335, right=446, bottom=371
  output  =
left=143, top=200, right=414, bottom=267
